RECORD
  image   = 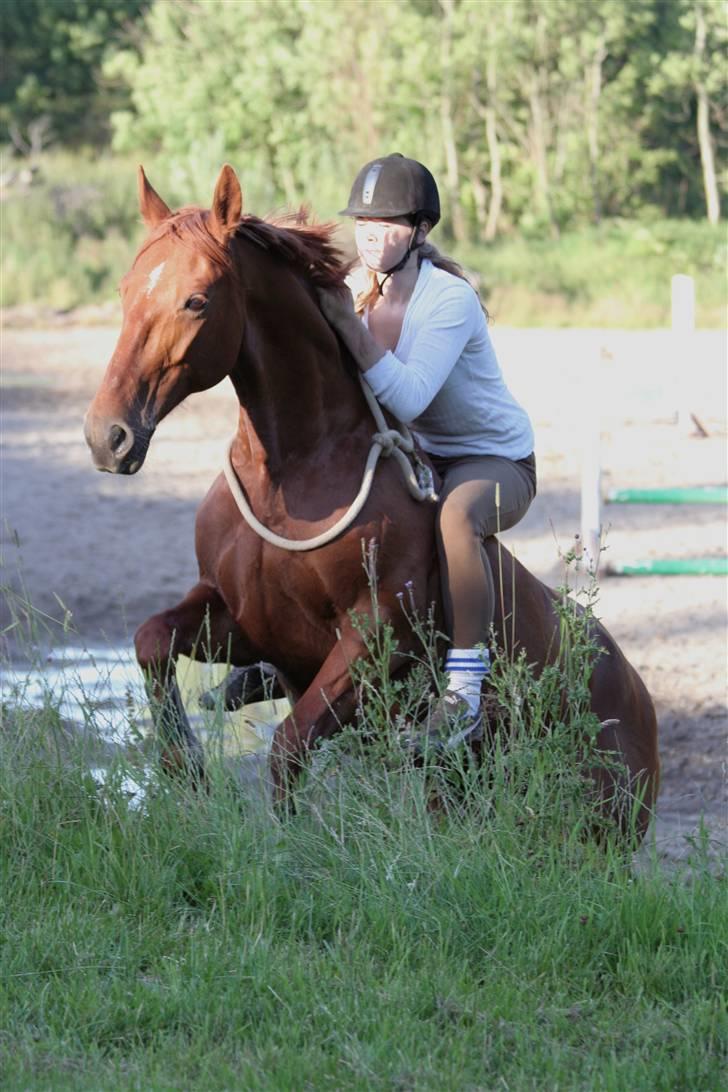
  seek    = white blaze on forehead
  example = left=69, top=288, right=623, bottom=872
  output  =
left=145, top=261, right=166, bottom=297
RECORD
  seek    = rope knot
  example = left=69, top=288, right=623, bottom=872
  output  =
left=372, top=429, right=401, bottom=456
left=223, top=378, right=433, bottom=553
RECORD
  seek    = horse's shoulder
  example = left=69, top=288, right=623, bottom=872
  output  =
left=194, top=473, right=240, bottom=550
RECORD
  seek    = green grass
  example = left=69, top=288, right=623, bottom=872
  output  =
left=457, top=218, right=727, bottom=328
left=1, top=579, right=726, bottom=1089
left=2, top=150, right=725, bottom=326
left=1, top=722, right=725, bottom=1089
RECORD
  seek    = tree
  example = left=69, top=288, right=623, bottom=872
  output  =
left=693, top=0, right=723, bottom=222
left=101, top=0, right=726, bottom=232
left=639, top=0, right=726, bottom=220
left=0, top=0, right=149, bottom=147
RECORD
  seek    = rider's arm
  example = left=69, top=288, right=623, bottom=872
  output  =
left=362, top=283, right=480, bottom=421
left=326, top=307, right=387, bottom=373
left=319, top=280, right=481, bottom=422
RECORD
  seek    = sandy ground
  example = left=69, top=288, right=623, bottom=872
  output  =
left=1, top=322, right=726, bottom=861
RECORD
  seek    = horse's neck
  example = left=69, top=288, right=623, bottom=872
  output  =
left=229, top=246, right=365, bottom=473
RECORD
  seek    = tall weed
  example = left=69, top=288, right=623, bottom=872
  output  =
left=1, top=585, right=725, bottom=1090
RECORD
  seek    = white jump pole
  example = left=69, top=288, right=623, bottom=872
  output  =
left=580, top=427, right=601, bottom=574
left=579, top=347, right=606, bottom=575
left=671, top=274, right=694, bottom=431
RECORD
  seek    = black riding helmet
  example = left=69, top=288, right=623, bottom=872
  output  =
left=340, top=153, right=441, bottom=226
left=341, top=154, right=440, bottom=291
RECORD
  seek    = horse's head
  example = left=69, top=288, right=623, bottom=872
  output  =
left=84, top=165, right=244, bottom=473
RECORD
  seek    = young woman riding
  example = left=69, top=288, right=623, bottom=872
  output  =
left=318, top=153, right=536, bottom=747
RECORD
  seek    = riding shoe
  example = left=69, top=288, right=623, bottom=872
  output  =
left=402, top=690, right=483, bottom=756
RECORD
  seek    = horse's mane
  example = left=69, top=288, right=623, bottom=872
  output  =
left=237, top=210, right=352, bottom=289
left=135, top=206, right=351, bottom=289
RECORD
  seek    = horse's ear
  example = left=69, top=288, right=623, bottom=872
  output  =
left=138, top=166, right=172, bottom=230
left=210, top=164, right=243, bottom=241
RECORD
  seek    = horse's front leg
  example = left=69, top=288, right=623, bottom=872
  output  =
left=269, top=607, right=409, bottom=804
left=134, top=581, right=254, bottom=783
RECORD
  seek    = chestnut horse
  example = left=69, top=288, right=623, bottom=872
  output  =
left=85, top=165, right=659, bottom=834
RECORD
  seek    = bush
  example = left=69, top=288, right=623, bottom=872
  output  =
left=460, top=219, right=727, bottom=328
left=2, top=152, right=726, bottom=328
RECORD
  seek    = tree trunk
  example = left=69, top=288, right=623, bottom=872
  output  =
left=528, top=78, right=553, bottom=230
left=586, top=37, right=606, bottom=224
left=484, top=23, right=502, bottom=242
left=471, top=174, right=488, bottom=239
left=528, top=12, right=555, bottom=234
left=439, top=0, right=467, bottom=242
left=694, top=3, right=720, bottom=224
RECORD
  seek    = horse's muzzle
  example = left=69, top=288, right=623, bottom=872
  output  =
left=84, top=413, right=152, bottom=474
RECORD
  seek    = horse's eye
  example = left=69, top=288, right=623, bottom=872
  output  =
left=185, top=295, right=207, bottom=313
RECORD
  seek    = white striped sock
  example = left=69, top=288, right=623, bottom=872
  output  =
left=445, top=647, right=490, bottom=715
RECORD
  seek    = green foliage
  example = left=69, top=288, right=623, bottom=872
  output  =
left=462, top=216, right=727, bottom=327
left=2, top=150, right=724, bottom=325
left=0, top=150, right=273, bottom=311
left=0, top=151, right=141, bottom=310
left=2, top=0, right=726, bottom=233
left=0, top=0, right=149, bottom=146
left=96, top=0, right=726, bottom=235
left=334, top=549, right=629, bottom=844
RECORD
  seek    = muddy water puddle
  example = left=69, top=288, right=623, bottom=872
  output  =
left=2, top=642, right=724, bottom=869
left=1, top=643, right=289, bottom=774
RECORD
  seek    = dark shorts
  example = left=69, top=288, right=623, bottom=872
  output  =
left=429, top=451, right=537, bottom=538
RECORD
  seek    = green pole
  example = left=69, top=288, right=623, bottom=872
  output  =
left=609, top=557, right=728, bottom=576
left=606, top=487, right=728, bottom=505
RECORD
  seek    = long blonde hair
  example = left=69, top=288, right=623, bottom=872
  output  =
left=353, top=242, right=486, bottom=318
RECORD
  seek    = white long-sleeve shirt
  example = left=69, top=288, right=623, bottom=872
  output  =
left=362, top=259, right=534, bottom=460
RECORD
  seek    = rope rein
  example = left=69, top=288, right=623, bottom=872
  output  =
left=223, top=376, right=438, bottom=552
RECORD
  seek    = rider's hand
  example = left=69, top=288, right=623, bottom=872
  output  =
left=316, top=285, right=385, bottom=373
left=316, top=285, right=357, bottom=329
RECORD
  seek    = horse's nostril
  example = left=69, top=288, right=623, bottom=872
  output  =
left=109, top=424, right=130, bottom=453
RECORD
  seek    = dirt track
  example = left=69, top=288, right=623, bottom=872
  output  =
left=1, top=323, right=726, bottom=861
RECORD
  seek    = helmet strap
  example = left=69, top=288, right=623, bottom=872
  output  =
left=376, top=221, right=421, bottom=296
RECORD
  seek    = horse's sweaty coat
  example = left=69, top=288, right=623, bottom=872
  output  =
left=84, top=165, right=659, bottom=833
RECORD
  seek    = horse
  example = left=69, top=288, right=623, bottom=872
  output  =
left=84, top=165, right=659, bottom=836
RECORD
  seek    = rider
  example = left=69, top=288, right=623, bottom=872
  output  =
left=318, top=153, right=536, bottom=746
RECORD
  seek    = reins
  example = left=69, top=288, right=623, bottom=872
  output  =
left=223, top=376, right=438, bottom=552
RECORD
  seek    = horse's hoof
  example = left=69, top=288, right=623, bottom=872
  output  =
left=199, top=670, right=247, bottom=711
left=199, top=663, right=283, bottom=711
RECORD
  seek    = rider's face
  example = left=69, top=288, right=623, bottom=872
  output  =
left=354, top=216, right=416, bottom=272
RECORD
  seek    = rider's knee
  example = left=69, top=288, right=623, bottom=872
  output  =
left=436, top=492, right=480, bottom=544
